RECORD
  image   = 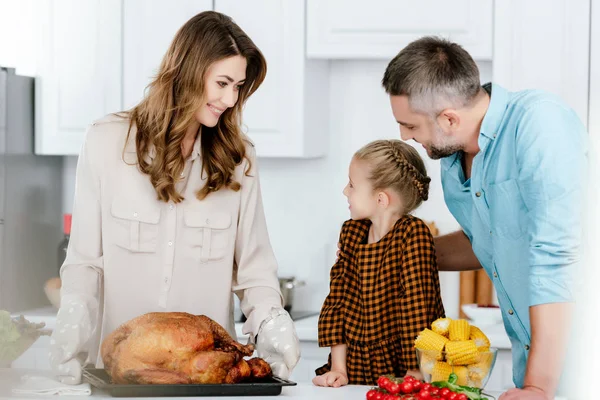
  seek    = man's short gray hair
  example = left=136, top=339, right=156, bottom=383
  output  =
left=382, top=36, right=481, bottom=116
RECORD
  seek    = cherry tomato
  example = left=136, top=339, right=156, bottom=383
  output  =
left=416, top=389, right=432, bottom=399
left=421, top=383, right=432, bottom=392
left=404, top=375, right=415, bottom=382
left=388, top=382, right=401, bottom=395
left=430, top=388, right=440, bottom=396
left=447, top=393, right=458, bottom=400
left=374, top=391, right=386, bottom=400
left=400, top=381, right=415, bottom=394
left=411, top=380, right=422, bottom=391
left=455, top=394, right=468, bottom=400
left=378, top=376, right=391, bottom=390
left=366, top=389, right=379, bottom=400
left=438, top=388, right=451, bottom=398
left=382, top=395, right=395, bottom=400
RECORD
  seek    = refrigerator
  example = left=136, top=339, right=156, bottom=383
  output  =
left=0, top=67, right=63, bottom=312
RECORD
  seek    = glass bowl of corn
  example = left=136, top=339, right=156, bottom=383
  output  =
left=414, top=317, right=498, bottom=389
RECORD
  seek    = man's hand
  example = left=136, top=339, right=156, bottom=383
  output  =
left=499, top=387, right=550, bottom=400
left=312, top=370, right=349, bottom=388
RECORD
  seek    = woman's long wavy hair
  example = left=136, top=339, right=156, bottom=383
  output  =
left=125, top=11, right=266, bottom=202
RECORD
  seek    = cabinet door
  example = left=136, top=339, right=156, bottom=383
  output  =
left=214, top=1, right=300, bottom=156
left=307, top=0, right=493, bottom=60
left=35, top=0, right=122, bottom=155
left=215, top=0, right=328, bottom=158
left=493, top=0, right=590, bottom=125
left=123, top=0, right=212, bottom=110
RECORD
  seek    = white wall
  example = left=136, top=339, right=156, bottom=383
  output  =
left=62, top=60, right=493, bottom=317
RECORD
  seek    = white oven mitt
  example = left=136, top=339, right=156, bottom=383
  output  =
left=255, top=308, right=300, bottom=380
left=49, top=295, right=94, bottom=385
left=12, top=375, right=91, bottom=396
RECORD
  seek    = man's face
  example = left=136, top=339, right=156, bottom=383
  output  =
left=389, top=95, right=462, bottom=160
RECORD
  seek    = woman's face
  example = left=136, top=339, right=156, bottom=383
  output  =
left=195, top=55, right=247, bottom=127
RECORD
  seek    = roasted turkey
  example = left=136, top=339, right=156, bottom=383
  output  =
left=101, top=312, right=272, bottom=384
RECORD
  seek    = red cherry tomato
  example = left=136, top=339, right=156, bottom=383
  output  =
left=430, top=388, right=440, bottom=396
left=416, top=389, right=432, bottom=399
left=388, top=382, right=401, bottom=395
left=455, top=394, right=468, bottom=400
left=377, top=376, right=390, bottom=390
left=409, top=380, right=420, bottom=391
left=438, top=388, right=451, bottom=398
left=374, top=391, right=386, bottom=400
left=400, top=381, right=415, bottom=394
left=366, top=389, right=378, bottom=400
left=447, top=393, right=458, bottom=400
left=421, top=383, right=432, bottom=392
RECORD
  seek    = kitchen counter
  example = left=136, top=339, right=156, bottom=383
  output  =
left=0, top=369, right=529, bottom=400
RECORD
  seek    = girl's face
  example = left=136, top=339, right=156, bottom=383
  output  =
left=343, top=158, right=379, bottom=220
left=195, top=55, right=247, bottom=127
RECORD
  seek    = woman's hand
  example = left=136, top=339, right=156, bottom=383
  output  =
left=49, top=296, right=93, bottom=384
left=312, top=370, right=349, bottom=387
left=255, top=308, right=300, bottom=380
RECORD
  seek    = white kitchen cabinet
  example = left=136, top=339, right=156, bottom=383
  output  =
left=35, top=0, right=122, bottom=155
left=307, top=0, right=493, bottom=60
left=493, top=0, right=590, bottom=125
left=215, top=0, right=329, bottom=158
left=122, top=0, right=212, bottom=110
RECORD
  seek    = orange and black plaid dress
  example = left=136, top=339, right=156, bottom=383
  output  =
left=316, top=215, right=445, bottom=385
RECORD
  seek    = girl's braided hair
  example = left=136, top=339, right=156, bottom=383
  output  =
left=354, top=139, right=431, bottom=213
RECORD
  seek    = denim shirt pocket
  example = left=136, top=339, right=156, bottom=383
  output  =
left=486, top=179, right=527, bottom=240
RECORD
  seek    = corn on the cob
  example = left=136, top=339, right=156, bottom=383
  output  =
left=454, top=366, right=468, bottom=385
left=414, top=329, right=448, bottom=354
left=469, top=325, right=491, bottom=352
left=431, top=361, right=452, bottom=382
left=449, top=319, right=471, bottom=341
left=431, top=317, right=451, bottom=337
left=445, top=340, right=479, bottom=365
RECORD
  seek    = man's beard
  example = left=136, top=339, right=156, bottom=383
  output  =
left=426, top=125, right=463, bottom=160
left=428, top=143, right=463, bottom=160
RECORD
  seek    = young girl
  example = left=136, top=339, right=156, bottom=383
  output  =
left=313, top=139, right=445, bottom=387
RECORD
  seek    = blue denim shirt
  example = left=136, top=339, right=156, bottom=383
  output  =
left=441, top=83, right=587, bottom=387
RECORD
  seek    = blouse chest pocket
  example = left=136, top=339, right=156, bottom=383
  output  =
left=110, top=198, right=161, bottom=253
left=183, top=209, right=232, bottom=263
left=486, top=179, right=527, bottom=240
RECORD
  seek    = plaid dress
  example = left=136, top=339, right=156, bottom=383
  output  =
left=316, top=215, right=445, bottom=385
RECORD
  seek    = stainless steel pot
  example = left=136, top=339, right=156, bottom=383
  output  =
left=279, top=277, right=305, bottom=312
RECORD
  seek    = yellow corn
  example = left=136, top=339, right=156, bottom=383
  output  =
left=445, top=340, right=479, bottom=365
left=454, top=366, right=468, bottom=385
left=431, top=317, right=451, bottom=337
left=468, top=376, right=483, bottom=388
left=449, top=319, right=471, bottom=341
left=414, top=329, right=448, bottom=354
left=431, top=361, right=452, bottom=382
left=467, top=351, right=494, bottom=380
left=470, top=325, right=491, bottom=352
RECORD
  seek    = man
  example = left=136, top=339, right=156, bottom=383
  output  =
left=381, top=37, right=586, bottom=399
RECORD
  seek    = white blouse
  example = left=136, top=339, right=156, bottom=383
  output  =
left=59, top=114, right=283, bottom=366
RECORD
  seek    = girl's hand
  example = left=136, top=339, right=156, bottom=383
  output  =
left=405, top=369, right=423, bottom=381
left=312, top=370, right=349, bottom=387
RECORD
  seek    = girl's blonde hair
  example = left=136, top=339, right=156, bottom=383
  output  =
left=124, top=11, right=267, bottom=203
left=355, top=139, right=431, bottom=213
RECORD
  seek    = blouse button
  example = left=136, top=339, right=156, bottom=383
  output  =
left=133, top=212, right=138, bottom=218
left=205, top=219, right=210, bottom=225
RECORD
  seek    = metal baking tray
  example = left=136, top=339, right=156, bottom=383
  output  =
left=83, top=368, right=297, bottom=397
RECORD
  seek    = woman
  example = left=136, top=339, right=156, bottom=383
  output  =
left=50, top=11, right=299, bottom=384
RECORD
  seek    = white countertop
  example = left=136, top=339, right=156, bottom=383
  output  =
left=0, top=369, right=516, bottom=400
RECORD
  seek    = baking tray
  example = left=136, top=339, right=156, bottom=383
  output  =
left=83, top=368, right=297, bottom=397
